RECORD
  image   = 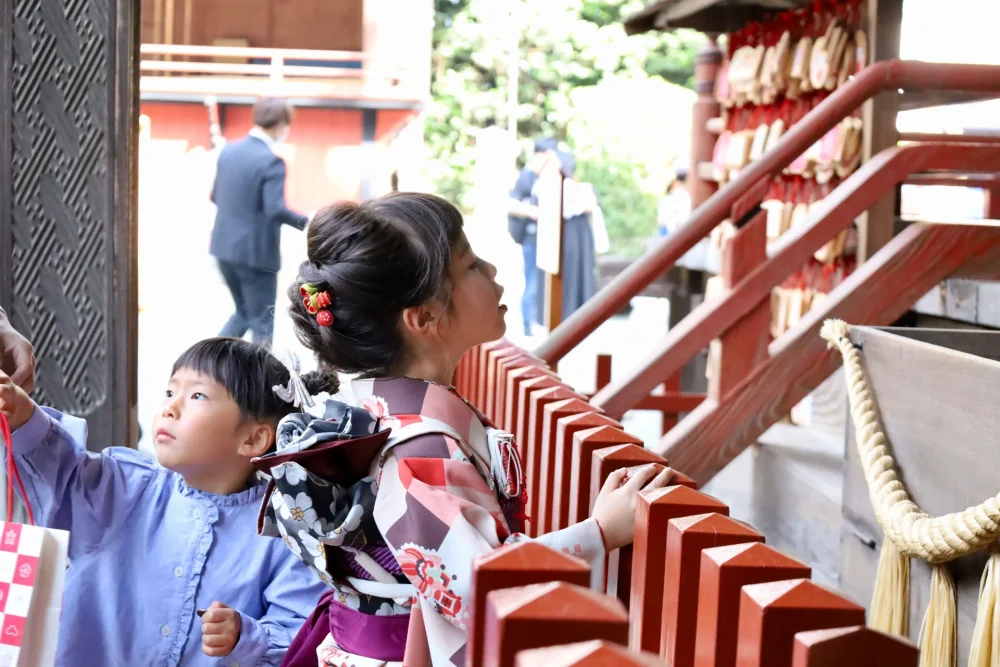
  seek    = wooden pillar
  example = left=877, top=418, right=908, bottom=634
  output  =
left=857, top=0, right=903, bottom=261
left=689, top=36, right=722, bottom=210
left=708, top=208, right=770, bottom=401
left=1, top=0, right=139, bottom=449
left=537, top=165, right=565, bottom=340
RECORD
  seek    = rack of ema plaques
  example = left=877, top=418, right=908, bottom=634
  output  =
left=436, top=335, right=923, bottom=666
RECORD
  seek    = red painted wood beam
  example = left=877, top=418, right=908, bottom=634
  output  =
left=534, top=60, right=1000, bottom=366
left=591, top=143, right=1000, bottom=419
left=661, top=222, right=1000, bottom=483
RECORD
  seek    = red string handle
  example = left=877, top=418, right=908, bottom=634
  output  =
left=0, top=413, right=34, bottom=525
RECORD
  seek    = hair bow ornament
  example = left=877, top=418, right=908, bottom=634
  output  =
left=272, top=350, right=316, bottom=410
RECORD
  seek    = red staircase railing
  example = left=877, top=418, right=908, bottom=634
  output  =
left=534, top=60, right=1000, bottom=366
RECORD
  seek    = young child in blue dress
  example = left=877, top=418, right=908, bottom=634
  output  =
left=0, top=337, right=329, bottom=666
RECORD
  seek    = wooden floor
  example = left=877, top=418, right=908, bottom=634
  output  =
left=704, top=422, right=845, bottom=588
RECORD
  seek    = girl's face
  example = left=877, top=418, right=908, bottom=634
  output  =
left=441, top=235, right=507, bottom=355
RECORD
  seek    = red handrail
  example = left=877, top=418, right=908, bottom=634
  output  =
left=591, top=142, right=1000, bottom=419
left=533, top=60, right=1000, bottom=365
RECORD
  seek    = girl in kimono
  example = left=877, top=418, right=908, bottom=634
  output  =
left=276, top=193, right=676, bottom=666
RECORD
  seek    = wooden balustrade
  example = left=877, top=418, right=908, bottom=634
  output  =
left=449, top=343, right=919, bottom=666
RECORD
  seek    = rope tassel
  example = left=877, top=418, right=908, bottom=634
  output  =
left=870, top=538, right=910, bottom=637
left=820, top=319, right=1000, bottom=667
left=918, top=565, right=957, bottom=667
left=969, top=548, right=1000, bottom=667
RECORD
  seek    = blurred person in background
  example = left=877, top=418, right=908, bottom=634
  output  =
left=656, top=167, right=690, bottom=237
left=210, top=97, right=311, bottom=347
left=556, top=150, right=600, bottom=321
left=507, top=138, right=558, bottom=336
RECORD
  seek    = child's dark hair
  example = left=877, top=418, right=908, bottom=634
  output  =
left=288, top=192, right=464, bottom=377
left=171, top=338, right=339, bottom=422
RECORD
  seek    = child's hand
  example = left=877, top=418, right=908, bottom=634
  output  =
left=201, top=601, right=242, bottom=657
left=591, top=464, right=677, bottom=551
left=0, top=370, right=35, bottom=430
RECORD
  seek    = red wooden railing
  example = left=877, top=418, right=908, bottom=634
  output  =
left=435, top=60, right=1000, bottom=665
left=529, top=60, right=1000, bottom=482
left=448, top=342, right=918, bottom=666
left=534, top=60, right=1000, bottom=366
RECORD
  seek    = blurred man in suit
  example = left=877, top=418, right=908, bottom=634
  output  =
left=210, top=97, right=310, bottom=346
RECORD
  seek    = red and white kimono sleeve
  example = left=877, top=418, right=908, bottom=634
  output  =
left=372, top=432, right=606, bottom=667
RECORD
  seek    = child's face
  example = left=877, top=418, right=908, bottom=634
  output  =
left=151, top=368, right=268, bottom=488
left=443, top=235, right=507, bottom=353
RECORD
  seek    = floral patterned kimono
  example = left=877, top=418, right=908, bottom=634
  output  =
left=258, top=377, right=607, bottom=667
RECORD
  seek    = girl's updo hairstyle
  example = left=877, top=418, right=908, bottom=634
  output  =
left=289, top=192, right=465, bottom=377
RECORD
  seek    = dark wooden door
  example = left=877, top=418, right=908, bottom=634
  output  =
left=1, top=0, right=140, bottom=449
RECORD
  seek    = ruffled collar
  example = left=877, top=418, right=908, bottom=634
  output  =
left=174, top=474, right=268, bottom=507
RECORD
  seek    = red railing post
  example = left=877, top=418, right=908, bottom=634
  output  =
left=629, top=492, right=732, bottom=655
left=709, top=207, right=770, bottom=402
left=494, top=355, right=541, bottom=429
left=505, top=368, right=557, bottom=442
left=525, top=386, right=583, bottom=534
left=568, top=427, right=641, bottom=527
left=483, top=582, right=628, bottom=667
left=537, top=399, right=603, bottom=534
left=658, top=514, right=766, bottom=664
left=735, top=580, right=866, bottom=667
left=791, top=626, right=918, bottom=667
left=516, top=640, right=664, bottom=666
left=469, top=542, right=592, bottom=667
left=552, top=414, right=622, bottom=531
left=695, top=542, right=810, bottom=667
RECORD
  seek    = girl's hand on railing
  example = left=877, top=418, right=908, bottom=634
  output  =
left=591, top=464, right=676, bottom=551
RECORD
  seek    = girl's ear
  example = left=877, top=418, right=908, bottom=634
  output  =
left=400, top=303, right=443, bottom=339
left=238, top=422, right=276, bottom=459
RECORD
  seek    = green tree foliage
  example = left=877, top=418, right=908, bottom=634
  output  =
left=428, top=0, right=704, bottom=256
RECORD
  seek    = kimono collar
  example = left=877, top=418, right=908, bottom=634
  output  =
left=350, top=376, right=491, bottom=459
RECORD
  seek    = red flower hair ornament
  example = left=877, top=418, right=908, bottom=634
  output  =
left=300, top=284, right=334, bottom=327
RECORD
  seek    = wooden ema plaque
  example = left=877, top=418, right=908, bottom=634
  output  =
left=489, top=351, right=533, bottom=425
left=568, top=427, right=641, bottom=527
left=552, top=414, right=623, bottom=531
left=515, top=640, right=664, bottom=666
left=735, top=579, right=866, bottom=667
left=791, top=626, right=918, bottom=667
left=537, top=398, right=603, bottom=534
left=478, top=340, right=513, bottom=409
left=525, top=386, right=581, bottom=534
left=633, top=497, right=735, bottom=657
left=505, top=368, right=557, bottom=442
left=483, top=581, right=628, bottom=667
left=495, top=357, right=545, bottom=430
left=468, top=542, right=592, bottom=667
left=695, top=542, right=810, bottom=667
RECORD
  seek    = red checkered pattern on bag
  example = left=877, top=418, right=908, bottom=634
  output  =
left=0, top=527, right=20, bottom=554
left=0, top=522, right=46, bottom=663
